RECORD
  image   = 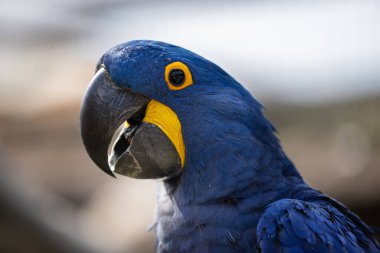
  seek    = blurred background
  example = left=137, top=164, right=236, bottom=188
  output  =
left=0, top=0, right=379, bottom=252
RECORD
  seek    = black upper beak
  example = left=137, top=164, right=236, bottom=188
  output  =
left=80, top=67, right=182, bottom=179
left=80, top=68, right=150, bottom=177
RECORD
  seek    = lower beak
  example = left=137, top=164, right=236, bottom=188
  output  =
left=80, top=67, right=183, bottom=178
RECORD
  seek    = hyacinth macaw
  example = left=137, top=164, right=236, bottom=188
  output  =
left=80, top=40, right=379, bottom=253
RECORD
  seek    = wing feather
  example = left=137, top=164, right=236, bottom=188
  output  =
left=257, top=199, right=380, bottom=253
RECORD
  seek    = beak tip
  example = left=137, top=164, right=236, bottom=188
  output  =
left=105, top=169, right=116, bottom=178
left=99, top=165, right=116, bottom=178
left=109, top=173, right=117, bottom=179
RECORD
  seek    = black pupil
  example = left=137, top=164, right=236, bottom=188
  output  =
left=169, top=69, right=185, bottom=86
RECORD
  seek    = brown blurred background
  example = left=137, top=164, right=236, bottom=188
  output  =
left=0, top=0, right=379, bottom=252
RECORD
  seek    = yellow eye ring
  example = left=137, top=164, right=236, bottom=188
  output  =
left=165, top=61, right=193, bottom=90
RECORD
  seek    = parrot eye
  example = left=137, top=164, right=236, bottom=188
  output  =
left=165, top=61, right=193, bottom=90
left=169, top=69, right=185, bottom=86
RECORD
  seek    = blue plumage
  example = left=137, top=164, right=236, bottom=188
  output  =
left=100, top=40, right=379, bottom=253
left=258, top=198, right=379, bottom=253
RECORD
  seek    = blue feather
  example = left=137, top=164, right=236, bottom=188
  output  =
left=99, top=40, right=380, bottom=253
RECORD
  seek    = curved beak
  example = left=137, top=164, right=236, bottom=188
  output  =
left=80, top=67, right=183, bottom=179
left=80, top=68, right=149, bottom=177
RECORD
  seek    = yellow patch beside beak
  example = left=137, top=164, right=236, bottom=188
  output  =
left=138, top=100, right=185, bottom=167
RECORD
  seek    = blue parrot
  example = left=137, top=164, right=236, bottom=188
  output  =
left=80, top=40, right=380, bottom=253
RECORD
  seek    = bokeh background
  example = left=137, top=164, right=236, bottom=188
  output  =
left=0, top=0, right=379, bottom=252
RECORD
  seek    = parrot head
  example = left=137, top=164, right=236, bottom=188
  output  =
left=80, top=40, right=278, bottom=180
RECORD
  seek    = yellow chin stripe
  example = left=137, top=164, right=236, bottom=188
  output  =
left=142, top=100, right=185, bottom=167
